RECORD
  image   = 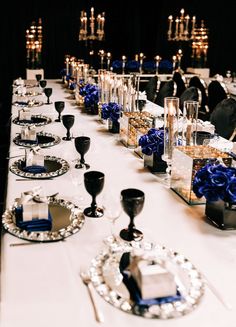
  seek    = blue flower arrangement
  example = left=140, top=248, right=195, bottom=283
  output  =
left=126, top=60, right=140, bottom=72
left=101, top=102, right=121, bottom=122
left=79, top=83, right=99, bottom=107
left=138, top=128, right=164, bottom=156
left=193, top=163, right=236, bottom=203
left=112, top=60, right=122, bottom=70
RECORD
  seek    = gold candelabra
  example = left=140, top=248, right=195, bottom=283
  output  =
left=191, top=20, right=209, bottom=67
left=167, top=9, right=209, bottom=68
left=167, top=8, right=196, bottom=41
left=26, top=18, right=42, bottom=69
left=79, top=7, right=105, bottom=41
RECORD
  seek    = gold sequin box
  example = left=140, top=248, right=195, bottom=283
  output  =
left=170, top=146, right=232, bottom=205
left=119, top=112, right=154, bottom=148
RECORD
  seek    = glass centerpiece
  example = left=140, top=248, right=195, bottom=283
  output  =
left=138, top=128, right=167, bottom=173
left=193, top=162, right=236, bottom=229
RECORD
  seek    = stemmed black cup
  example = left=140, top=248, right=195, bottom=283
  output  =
left=74, top=136, right=90, bottom=169
left=39, top=79, right=47, bottom=91
left=54, top=101, right=65, bottom=122
left=44, top=87, right=53, bottom=104
left=119, top=188, right=145, bottom=242
left=83, top=171, right=105, bottom=218
left=62, top=114, right=75, bottom=140
left=35, top=74, right=42, bottom=86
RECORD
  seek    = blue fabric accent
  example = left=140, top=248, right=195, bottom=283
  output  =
left=121, top=271, right=182, bottom=308
left=22, top=165, right=46, bottom=174
left=119, top=252, right=183, bottom=308
left=20, top=138, right=38, bottom=144
left=15, top=206, right=52, bottom=231
left=16, top=101, right=28, bottom=106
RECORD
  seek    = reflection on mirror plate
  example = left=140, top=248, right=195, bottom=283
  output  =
left=13, top=132, right=61, bottom=148
left=9, top=155, right=70, bottom=179
left=88, top=241, right=205, bottom=319
left=12, top=115, right=52, bottom=127
left=2, top=197, right=85, bottom=242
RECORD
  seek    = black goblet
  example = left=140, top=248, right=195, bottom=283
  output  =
left=120, top=188, right=145, bottom=242
left=39, top=79, right=47, bottom=90
left=44, top=87, right=53, bottom=104
left=35, top=74, right=42, bottom=86
left=62, top=114, right=75, bottom=140
left=74, top=136, right=90, bottom=169
left=54, top=101, right=65, bottom=122
left=135, top=99, right=146, bottom=112
left=83, top=171, right=105, bottom=218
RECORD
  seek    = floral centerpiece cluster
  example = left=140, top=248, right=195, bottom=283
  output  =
left=79, top=83, right=99, bottom=114
left=193, top=163, right=236, bottom=203
left=193, top=162, right=236, bottom=229
left=138, top=128, right=164, bottom=157
left=101, top=102, right=122, bottom=133
left=138, top=128, right=167, bottom=172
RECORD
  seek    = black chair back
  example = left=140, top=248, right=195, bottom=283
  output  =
left=210, top=97, right=236, bottom=140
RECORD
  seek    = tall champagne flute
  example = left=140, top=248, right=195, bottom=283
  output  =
left=103, top=191, right=122, bottom=244
left=162, top=97, right=180, bottom=180
left=69, top=166, right=86, bottom=207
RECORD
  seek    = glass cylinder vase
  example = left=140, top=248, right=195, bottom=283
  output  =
left=162, top=97, right=180, bottom=174
left=182, top=100, right=199, bottom=146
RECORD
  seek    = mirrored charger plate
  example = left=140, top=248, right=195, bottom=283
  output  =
left=9, top=155, right=70, bottom=179
left=14, top=91, right=42, bottom=97
left=2, top=197, right=85, bottom=242
left=88, top=241, right=205, bottom=319
left=13, top=132, right=61, bottom=148
left=12, top=100, right=44, bottom=107
left=12, top=115, right=52, bottom=127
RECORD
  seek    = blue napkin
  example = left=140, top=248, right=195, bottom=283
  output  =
left=16, top=101, right=28, bottom=106
left=15, top=206, right=52, bottom=232
left=121, top=272, right=182, bottom=308
left=20, top=138, right=38, bottom=144
left=119, top=252, right=183, bottom=308
left=22, top=165, right=46, bottom=174
left=18, top=119, right=33, bottom=123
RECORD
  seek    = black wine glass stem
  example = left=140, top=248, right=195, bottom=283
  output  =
left=91, top=196, right=97, bottom=215
left=58, top=113, right=61, bottom=121
left=66, top=129, right=71, bottom=140
left=47, top=97, right=50, bottom=104
left=128, top=215, right=135, bottom=233
left=80, top=154, right=85, bottom=165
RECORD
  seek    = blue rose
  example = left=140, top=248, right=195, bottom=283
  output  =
left=138, top=128, right=164, bottom=156
left=101, top=102, right=121, bottom=121
left=193, top=163, right=236, bottom=203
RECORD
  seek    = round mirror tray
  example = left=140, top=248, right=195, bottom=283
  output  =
left=2, top=197, right=85, bottom=242
left=12, top=115, right=52, bottom=127
left=88, top=241, right=205, bottom=319
left=13, top=132, right=61, bottom=148
left=13, top=100, right=44, bottom=107
left=9, top=155, right=69, bottom=179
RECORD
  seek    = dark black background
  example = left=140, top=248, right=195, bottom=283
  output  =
left=0, top=0, right=235, bottom=113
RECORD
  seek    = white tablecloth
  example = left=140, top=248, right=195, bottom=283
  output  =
left=1, top=80, right=236, bottom=327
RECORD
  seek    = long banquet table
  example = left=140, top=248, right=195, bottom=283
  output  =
left=1, top=80, right=236, bottom=327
